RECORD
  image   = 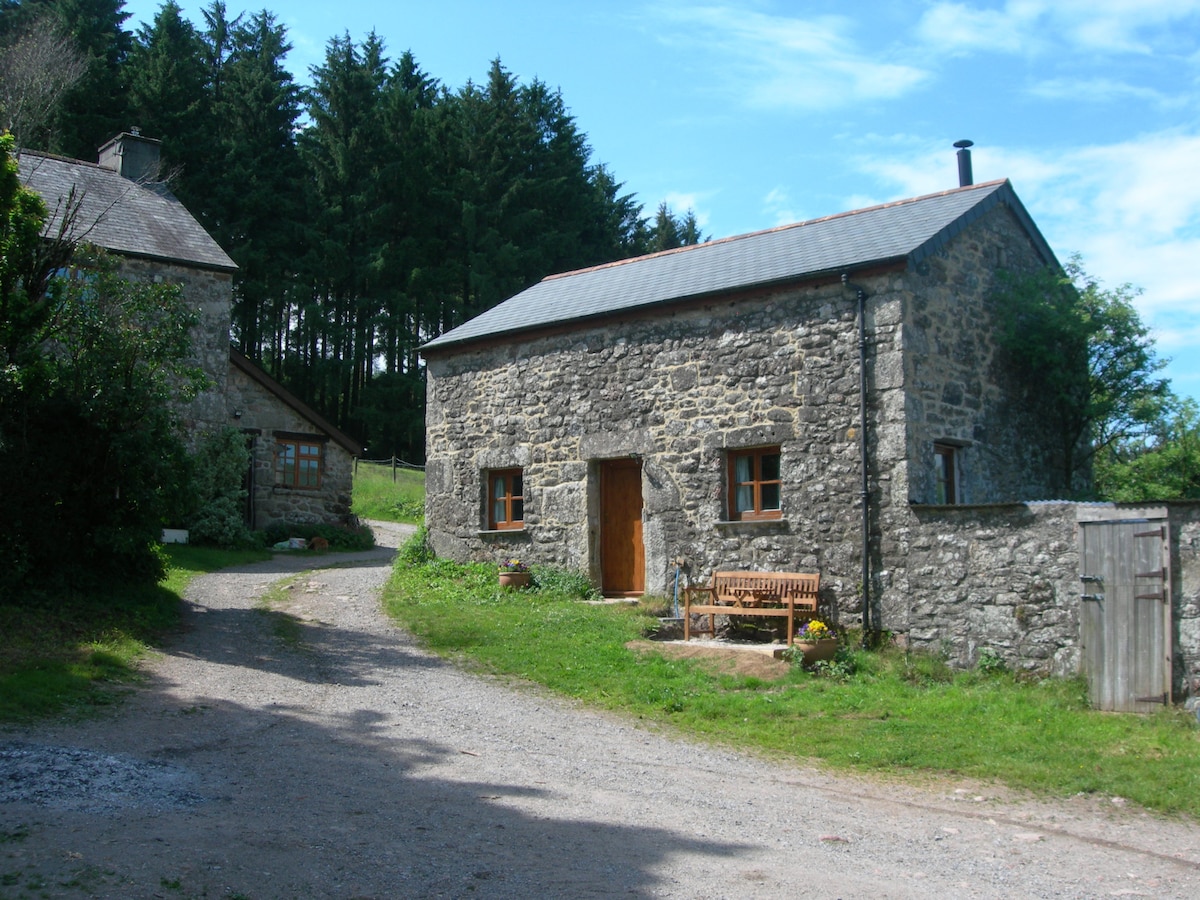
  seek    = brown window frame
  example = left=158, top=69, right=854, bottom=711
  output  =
left=933, top=443, right=958, bottom=504
left=488, top=468, right=524, bottom=530
left=727, top=446, right=783, bottom=521
left=275, top=437, right=323, bottom=489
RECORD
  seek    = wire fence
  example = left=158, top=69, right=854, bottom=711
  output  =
left=355, top=456, right=426, bottom=480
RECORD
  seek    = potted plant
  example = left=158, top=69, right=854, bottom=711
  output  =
left=794, top=619, right=837, bottom=664
left=498, top=558, right=531, bottom=589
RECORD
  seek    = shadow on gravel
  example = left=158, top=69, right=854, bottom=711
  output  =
left=3, top=691, right=750, bottom=897
left=2, top=529, right=754, bottom=897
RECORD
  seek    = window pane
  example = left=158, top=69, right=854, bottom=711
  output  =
left=761, top=452, right=781, bottom=482
left=761, top=483, right=781, bottom=510
left=493, top=499, right=506, bottom=523
left=512, top=474, right=523, bottom=497
left=299, top=459, right=319, bottom=487
left=494, top=477, right=506, bottom=500
left=735, top=484, right=753, bottom=512
left=512, top=498, right=524, bottom=521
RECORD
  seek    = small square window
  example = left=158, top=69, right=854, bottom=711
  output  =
left=489, top=469, right=524, bottom=530
left=934, top=443, right=958, bottom=504
left=275, top=438, right=322, bottom=489
left=728, top=447, right=782, bottom=521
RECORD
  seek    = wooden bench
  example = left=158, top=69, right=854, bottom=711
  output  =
left=682, top=571, right=819, bottom=645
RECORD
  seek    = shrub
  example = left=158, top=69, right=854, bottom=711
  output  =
left=261, top=521, right=375, bottom=552
left=182, top=428, right=253, bottom=548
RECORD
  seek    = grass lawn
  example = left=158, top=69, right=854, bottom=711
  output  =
left=383, top=551, right=1200, bottom=820
left=0, top=545, right=269, bottom=722
left=352, top=460, right=425, bottom=523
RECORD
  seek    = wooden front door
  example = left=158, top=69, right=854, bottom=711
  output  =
left=599, top=459, right=644, bottom=596
left=1079, top=517, right=1172, bottom=712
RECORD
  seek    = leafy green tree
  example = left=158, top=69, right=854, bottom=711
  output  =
left=1095, top=399, right=1200, bottom=501
left=125, top=1, right=211, bottom=193
left=996, top=256, right=1171, bottom=496
left=1, top=134, right=204, bottom=596
left=646, top=201, right=706, bottom=252
left=208, top=8, right=304, bottom=361
left=181, top=426, right=252, bottom=546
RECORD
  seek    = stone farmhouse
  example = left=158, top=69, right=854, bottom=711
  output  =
left=18, top=132, right=360, bottom=530
left=419, top=164, right=1200, bottom=713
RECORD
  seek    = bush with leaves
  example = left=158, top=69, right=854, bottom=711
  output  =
left=261, top=520, right=374, bottom=552
left=2, top=136, right=206, bottom=598
left=995, top=256, right=1170, bottom=497
left=181, top=427, right=253, bottom=547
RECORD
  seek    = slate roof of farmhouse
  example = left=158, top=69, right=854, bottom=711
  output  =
left=422, top=178, right=1055, bottom=352
left=17, top=149, right=236, bottom=273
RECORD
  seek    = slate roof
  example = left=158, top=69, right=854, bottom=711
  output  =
left=17, top=150, right=236, bottom=273
left=422, top=179, right=1055, bottom=352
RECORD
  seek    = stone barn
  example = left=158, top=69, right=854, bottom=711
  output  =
left=420, top=177, right=1067, bottom=634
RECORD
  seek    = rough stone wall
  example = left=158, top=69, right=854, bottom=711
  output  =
left=426, top=276, right=876, bottom=602
left=889, top=502, right=1082, bottom=675
left=1170, top=504, right=1200, bottom=699
left=115, top=257, right=233, bottom=441
left=226, top=365, right=355, bottom=529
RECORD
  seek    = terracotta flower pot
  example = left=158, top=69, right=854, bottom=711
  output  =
left=795, top=638, right=838, bottom=664
left=498, top=570, right=531, bottom=589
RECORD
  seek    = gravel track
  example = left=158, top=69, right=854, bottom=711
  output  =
left=3, top=520, right=1200, bottom=898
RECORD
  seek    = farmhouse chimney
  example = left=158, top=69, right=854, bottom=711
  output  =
left=98, top=130, right=162, bottom=183
left=954, top=139, right=974, bottom=187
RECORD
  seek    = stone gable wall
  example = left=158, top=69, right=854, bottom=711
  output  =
left=226, top=365, right=355, bottom=528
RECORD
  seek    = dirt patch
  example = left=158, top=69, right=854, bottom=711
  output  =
left=626, top=639, right=792, bottom=679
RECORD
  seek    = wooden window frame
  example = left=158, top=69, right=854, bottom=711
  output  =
left=727, top=446, right=783, bottom=521
left=488, top=468, right=525, bottom=530
left=934, top=443, right=958, bottom=504
left=275, top=437, right=323, bottom=490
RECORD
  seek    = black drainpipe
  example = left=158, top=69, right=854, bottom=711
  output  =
left=841, top=274, right=872, bottom=645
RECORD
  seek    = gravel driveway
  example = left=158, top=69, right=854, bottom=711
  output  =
left=3, top=521, right=1200, bottom=898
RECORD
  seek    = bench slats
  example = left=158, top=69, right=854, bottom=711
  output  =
left=682, top=570, right=820, bottom=645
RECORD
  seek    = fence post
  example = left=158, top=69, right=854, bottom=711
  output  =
left=392, top=455, right=398, bottom=482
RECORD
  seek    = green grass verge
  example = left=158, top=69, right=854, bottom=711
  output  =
left=0, top=545, right=269, bottom=722
left=352, top=461, right=425, bottom=523
left=383, top=556, right=1200, bottom=819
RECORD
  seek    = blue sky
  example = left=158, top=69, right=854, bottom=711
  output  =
left=123, top=1, right=1200, bottom=403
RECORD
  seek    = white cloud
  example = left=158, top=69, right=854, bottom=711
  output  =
left=917, top=0, right=1200, bottom=56
left=1027, top=78, right=1179, bottom=107
left=663, top=192, right=711, bottom=228
left=647, top=4, right=930, bottom=110
left=762, top=186, right=800, bottom=226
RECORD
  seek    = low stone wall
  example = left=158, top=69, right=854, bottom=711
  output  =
left=887, top=501, right=1200, bottom=699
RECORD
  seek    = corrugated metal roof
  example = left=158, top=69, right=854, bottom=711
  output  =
left=17, top=150, right=236, bottom=272
left=423, top=179, right=1054, bottom=352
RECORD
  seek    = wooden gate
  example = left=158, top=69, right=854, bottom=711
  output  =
left=598, top=458, right=644, bottom=597
left=1078, top=513, right=1172, bottom=712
